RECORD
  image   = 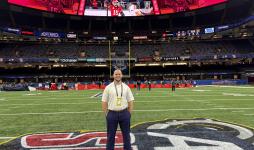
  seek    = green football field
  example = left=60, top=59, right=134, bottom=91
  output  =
left=0, top=85, right=254, bottom=144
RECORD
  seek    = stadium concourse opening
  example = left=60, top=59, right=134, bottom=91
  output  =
left=1, top=0, right=254, bottom=149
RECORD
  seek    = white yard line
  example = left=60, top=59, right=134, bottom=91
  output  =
left=8, top=106, right=23, bottom=109
left=0, top=102, right=99, bottom=107
left=0, top=111, right=102, bottom=116
left=3, top=95, right=254, bottom=101
left=0, top=137, right=15, bottom=139
left=1, top=97, right=92, bottom=101
left=0, top=99, right=246, bottom=107
left=134, top=107, right=254, bottom=111
left=216, top=86, right=254, bottom=89
left=212, top=106, right=225, bottom=108
left=0, top=109, right=10, bottom=111
left=135, top=100, right=205, bottom=102
left=0, top=107, right=254, bottom=116
left=244, top=114, right=254, bottom=116
left=203, top=85, right=254, bottom=88
left=137, top=98, right=253, bottom=101
left=135, top=95, right=254, bottom=97
left=232, top=110, right=245, bottom=113
left=0, top=98, right=252, bottom=107
left=90, top=92, right=103, bottom=98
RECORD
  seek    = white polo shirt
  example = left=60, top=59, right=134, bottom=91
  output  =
left=102, top=82, right=134, bottom=111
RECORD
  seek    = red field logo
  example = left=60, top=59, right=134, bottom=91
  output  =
left=21, top=131, right=137, bottom=150
left=1, top=119, right=254, bottom=150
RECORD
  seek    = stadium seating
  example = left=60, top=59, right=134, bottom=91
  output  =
left=1, top=40, right=253, bottom=59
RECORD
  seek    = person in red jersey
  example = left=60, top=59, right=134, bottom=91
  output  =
left=47, top=0, right=64, bottom=13
left=110, top=0, right=124, bottom=16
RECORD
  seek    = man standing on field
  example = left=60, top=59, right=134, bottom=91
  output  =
left=102, top=69, right=134, bottom=150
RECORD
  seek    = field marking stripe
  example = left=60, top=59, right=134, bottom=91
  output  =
left=213, top=86, right=254, bottom=89
left=0, top=109, right=10, bottom=111
left=135, top=95, right=254, bottom=97
left=0, top=108, right=254, bottom=116
left=0, top=124, right=63, bottom=129
left=244, top=114, right=254, bottom=116
left=0, top=100, right=207, bottom=107
left=1, top=98, right=254, bottom=107
left=134, top=108, right=254, bottom=111
left=3, top=97, right=254, bottom=101
left=1, top=100, right=254, bottom=107
left=0, top=137, right=15, bottom=139
left=1, top=97, right=93, bottom=100
left=0, top=102, right=99, bottom=106
left=0, top=111, right=102, bottom=116
left=232, top=110, right=245, bottom=113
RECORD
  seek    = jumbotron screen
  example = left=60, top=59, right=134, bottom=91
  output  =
left=8, top=0, right=228, bottom=16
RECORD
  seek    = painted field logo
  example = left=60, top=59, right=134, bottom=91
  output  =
left=1, top=118, right=254, bottom=150
left=131, top=118, right=254, bottom=150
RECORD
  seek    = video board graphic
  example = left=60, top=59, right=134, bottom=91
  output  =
left=8, top=0, right=227, bottom=16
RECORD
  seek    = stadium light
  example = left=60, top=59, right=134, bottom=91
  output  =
left=176, top=62, right=187, bottom=65
left=163, top=63, right=174, bottom=66
left=95, top=64, right=107, bottom=67
left=133, top=36, right=147, bottom=40
left=53, top=64, right=60, bottom=67
left=113, top=36, right=118, bottom=41
left=24, top=64, right=32, bottom=67
left=242, top=32, right=250, bottom=37
left=148, top=63, right=160, bottom=66
left=135, top=64, right=147, bottom=66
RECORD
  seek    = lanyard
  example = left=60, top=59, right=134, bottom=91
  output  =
left=114, top=82, right=123, bottom=98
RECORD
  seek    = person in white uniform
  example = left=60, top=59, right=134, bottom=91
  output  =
left=102, top=69, right=134, bottom=150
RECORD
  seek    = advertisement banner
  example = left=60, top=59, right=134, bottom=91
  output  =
left=87, top=58, right=96, bottom=62
left=162, top=57, right=180, bottom=61
left=78, top=58, right=87, bottom=62
left=67, top=33, right=77, bottom=39
left=138, top=57, right=153, bottom=62
left=96, top=58, right=106, bottom=63
left=4, top=27, right=21, bottom=34
left=21, top=30, right=34, bottom=36
left=35, top=31, right=65, bottom=38
left=59, top=58, right=78, bottom=63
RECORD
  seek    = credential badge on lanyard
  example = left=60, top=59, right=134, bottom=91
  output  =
left=114, top=83, right=123, bottom=106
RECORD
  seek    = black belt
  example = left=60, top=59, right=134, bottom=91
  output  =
left=109, top=108, right=127, bottom=112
